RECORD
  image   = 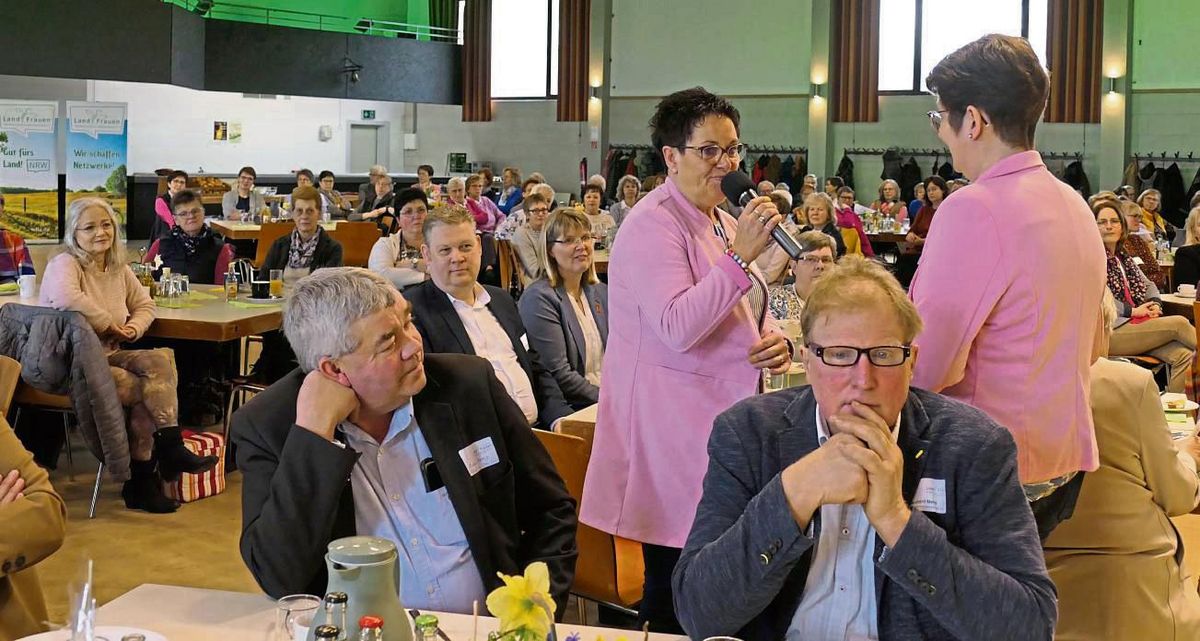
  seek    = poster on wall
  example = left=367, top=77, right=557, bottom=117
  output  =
left=0, top=100, right=60, bottom=241
left=213, top=121, right=227, bottom=141
left=66, top=101, right=128, bottom=225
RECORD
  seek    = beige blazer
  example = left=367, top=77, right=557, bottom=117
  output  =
left=1044, top=358, right=1200, bottom=641
left=0, top=417, right=66, bottom=641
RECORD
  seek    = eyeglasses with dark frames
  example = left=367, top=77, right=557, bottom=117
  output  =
left=682, top=143, right=748, bottom=163
left=807, top=344, right=913, bottom=367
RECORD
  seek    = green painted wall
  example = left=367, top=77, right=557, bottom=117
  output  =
left=609, top=0, right=812, bottom=97
left=1131, top=0, right=1200, bottom=90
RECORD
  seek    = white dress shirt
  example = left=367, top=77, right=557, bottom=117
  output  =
left=341, top=402, right=486, bottom=613
left=566, top=290, right=604, bottom=386
left=447, top=286, right=539, bottom=423
left=787, top=405, right=900, bottom=641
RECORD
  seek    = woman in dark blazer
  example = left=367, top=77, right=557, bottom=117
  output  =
left=1172, top=206, right=1200, bottom=289
left=518, top=208, right=608, bottom=409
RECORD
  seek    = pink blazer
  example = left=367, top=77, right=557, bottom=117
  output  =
left=909, top=151, right=1106, bottom=484
left=580, top=177, right=778, bottom=548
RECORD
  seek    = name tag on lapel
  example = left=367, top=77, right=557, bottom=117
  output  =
left=459, top=437, right=500, bottom=477
left=520, top=333, right=529, bottom=351
left=913, top=478, right=947, bottom=514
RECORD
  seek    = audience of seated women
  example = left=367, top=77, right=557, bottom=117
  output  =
left=581, top=183, right=616, bottom=239
left=872, top=178, right=909, bottom=224
left=766, top=229, right=835, bottom=325
left=151, top=170, right=188, bottom=244
left=496, top=166, right=524, bottom=215
left=518, top=207, right=609, bottom=409
left=798, top=192, right=846, bottom=256
left=465, top=174, right=505, bottom=234
left=907, top=181, right=925, bottom=219
left=367, top=188, right=429, bottom=291
left=609, top=174, right=641, bottom=233
left=1094, top=196, right=1196, bottom=393
left=833, top=186, right=873, bottom=257
left=415, top=164, right=441, bottom=203
left=351, top=174, right=397, bottom=234
left=221, top=166, right=266, bottom=221
left=511, top=191, right=552, bottom=287
left=317, top=170, right=354, bottom=220
left=146, top=190, right=234, bottom=285
left=1137, top=188, right=1175, bottom=241
left=1043, top=290, right=1200, bottom=641
left=41, top=198, right=217, bottom=513
left=1172, top=206, right=1200, bottom=288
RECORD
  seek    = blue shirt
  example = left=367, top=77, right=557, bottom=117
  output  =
left=341, top=402, right=487, bottom=613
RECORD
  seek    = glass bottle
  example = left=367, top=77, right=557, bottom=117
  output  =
left=315, top=625, right=343, bottom=640
left=224, top=267, right=239, bottom=302
left=323, top=592, right=348, bottom=640
left=413, top=614, right=439, bottom=641
left=358, top=615, right=384, bottom=641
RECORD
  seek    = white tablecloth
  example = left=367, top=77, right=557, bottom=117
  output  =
left=92, top=584, right=684, bottom=641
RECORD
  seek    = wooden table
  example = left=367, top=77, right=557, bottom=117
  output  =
left=593, top=249, right=610, bottom=275
left=209, top=220, right=341, bottom=241
left=90, top=583, right=683, bottom=641
left=559, top=403, right=598, bottom=443
left=1159, top=294, right=1197, bottom=322
left=201, top=192, right=360, bottom=207
left=867, top=231, right=908, bottom=244
left=0, top=286, right=282, bottom=343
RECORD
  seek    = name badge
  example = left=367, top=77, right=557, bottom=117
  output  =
left=459, top=437, right=500, bottom=477
left=913, top=478, right=947, bottom=514
left=520, top=333, right=530, bottom=351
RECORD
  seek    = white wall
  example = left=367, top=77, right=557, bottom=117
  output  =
left=89, top=80, right=405, bottom=176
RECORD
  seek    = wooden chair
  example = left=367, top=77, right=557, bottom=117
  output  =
left=252, top=221, right=296, bottom=268
left=327, top=222, right=382, bottom=268
left=533, top=429, right=644, bottom=624
left=496, top=238, right=524, bottom=295
left=12, top=380, right=105, bottom=518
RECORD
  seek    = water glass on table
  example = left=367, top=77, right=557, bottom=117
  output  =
left=274, top=594, right=321, bottom=641
left=269, top=269, right=284, bottom=298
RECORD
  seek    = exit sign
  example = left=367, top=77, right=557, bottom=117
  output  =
left=362, top=110, right=376, bottom=120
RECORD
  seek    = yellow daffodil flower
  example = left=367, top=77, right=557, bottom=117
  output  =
left=486, top=562, right=556, bottom=641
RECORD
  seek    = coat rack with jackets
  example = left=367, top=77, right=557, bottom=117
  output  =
left=1126, top=152, right=1200, bottom=227
left=840, top=147, right=960, bottom=202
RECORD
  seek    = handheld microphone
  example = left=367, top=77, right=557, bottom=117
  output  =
left=720, top=172, right=802, bottom=260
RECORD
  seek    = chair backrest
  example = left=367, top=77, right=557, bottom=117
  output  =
left=533, top=429, right=644, bottom=607
left=327, top=222, right=383, bottom=267
left=0, top=355, right=21, bottom=416
left=496, top=239, right=523, bottom=296
left=253, top=222, right=296, bottom=267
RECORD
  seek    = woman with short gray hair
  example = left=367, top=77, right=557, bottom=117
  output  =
left=610, top=175, right=641, bottom=232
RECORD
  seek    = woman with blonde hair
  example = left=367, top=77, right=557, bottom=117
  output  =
left=1119, top=200, right=1168, bottom=289
left=797, top=192, right=847, bottom=256
left=1137, top=188, right=1175, bottom=241
left=1172, top=206, right=1200, bottom=288
left=517, top=207, right=609, bottom=409
left=40, top=198, right=217, bottom=513
left=871, top=178, right=909, bottom=224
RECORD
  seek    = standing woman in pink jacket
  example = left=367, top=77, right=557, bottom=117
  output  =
left=579, top=87, right=791, bottom=632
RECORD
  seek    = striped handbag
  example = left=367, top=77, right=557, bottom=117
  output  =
left=162, top=431, right=226, bottom=502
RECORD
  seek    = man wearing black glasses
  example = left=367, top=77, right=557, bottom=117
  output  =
left=673, top=256, right=1055, bottom=641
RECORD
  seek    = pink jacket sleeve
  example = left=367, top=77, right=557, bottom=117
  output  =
left=154, top=197, right=175, bottom=226
left=214, top=243, right=235, bottom=284
left=909, top=200, right=1004, bottom=392
left=625, top=214, right=754, bottom=353
left=144, top=239, right=161, bottom=265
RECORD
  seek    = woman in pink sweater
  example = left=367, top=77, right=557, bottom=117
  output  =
left=40, top=198, right=216, bottom=513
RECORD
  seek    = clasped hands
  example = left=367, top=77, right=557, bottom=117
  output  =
left=1131, top=301, right=1162, bottom=319
left=782, top=401, right=912, bottom=546
left=104, top=324, right=138, bottom=342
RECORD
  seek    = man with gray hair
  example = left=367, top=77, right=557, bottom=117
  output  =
left=231, top=267, right=578, bottom=613
left=673, top=257, right=1055, bottom=641
left=357, top=164, right=388, bottom=207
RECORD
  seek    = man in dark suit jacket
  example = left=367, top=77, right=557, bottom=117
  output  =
left=232, top=267, right=578, bottom=613
left=673, top=257, right=1055, bottom=641
left=405, top=206, right=573, bottom=429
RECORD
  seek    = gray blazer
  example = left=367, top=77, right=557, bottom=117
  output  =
left=673, top=386, right=1056, bottom=641
left=221, top=189, right=267, bottom=219
left=517, top=279, right=608, bottom=408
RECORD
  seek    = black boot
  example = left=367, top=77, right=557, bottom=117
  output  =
left=153, top=426, right=218, bottom=482
left=122, top=460, right=179, bottom=513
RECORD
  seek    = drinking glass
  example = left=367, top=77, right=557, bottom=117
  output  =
left=269, top=269, right=284, bottom=298
left=274, top=594, right=321, bottom=641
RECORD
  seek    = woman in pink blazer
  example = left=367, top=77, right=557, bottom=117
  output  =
left=580, top=88, right=790, bottom=633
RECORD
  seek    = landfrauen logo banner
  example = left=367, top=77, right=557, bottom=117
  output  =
left=66, top=101, right=128, bottom=227
left=0, top=100, right=60, bottom=241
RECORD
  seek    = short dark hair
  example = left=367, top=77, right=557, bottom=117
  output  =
left=837, top=186, right=854, bottom=197
left=480, top=166, right=494, bottom=182
left=238, top=166, right=257, bottom=180
left=922, top=176, right=950, bottom=206
left=582, top=184, right=604, bottom=199
left=521, top=177, right=542, bottom=191
left=297, top=168, right=315, bottom=182
left=418, top=164, right=435, bottom=177
left=167, top=170, right=188, bottom=183
left=317, top=170, right=335, bottom=182
left=826, top=176, right=844, bottom=189
left=926, top=34, right=1049, bottom=149
left=170, top=189, right=203, bottom=213
left=649, top=87, right=740, bottom=159
left=394, top=187, right=428, bottom=210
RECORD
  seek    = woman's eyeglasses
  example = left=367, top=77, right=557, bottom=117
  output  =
left=927, top=109, right=950, bottom=133
left=682, top=143, right=748, bottom=163
left=553, top=234, right=595, bottom=247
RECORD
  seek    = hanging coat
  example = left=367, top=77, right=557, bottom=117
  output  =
left=1186, top=166, right=1200, bottom=212
left=881, top=149, right=904, bottom=184
left=937, top=161, right=961, bottom=181
left=836, top=154, right=855, bottom=189
left=1160, top=162, right=1188, bottom=227
left=778, top=155, right=795, bottom=188
left=1062, top=161, right=1092, bottom=199
left=1124, top=160, right=1141, bottom=193
left=899, top=157, right=924, bottom=202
